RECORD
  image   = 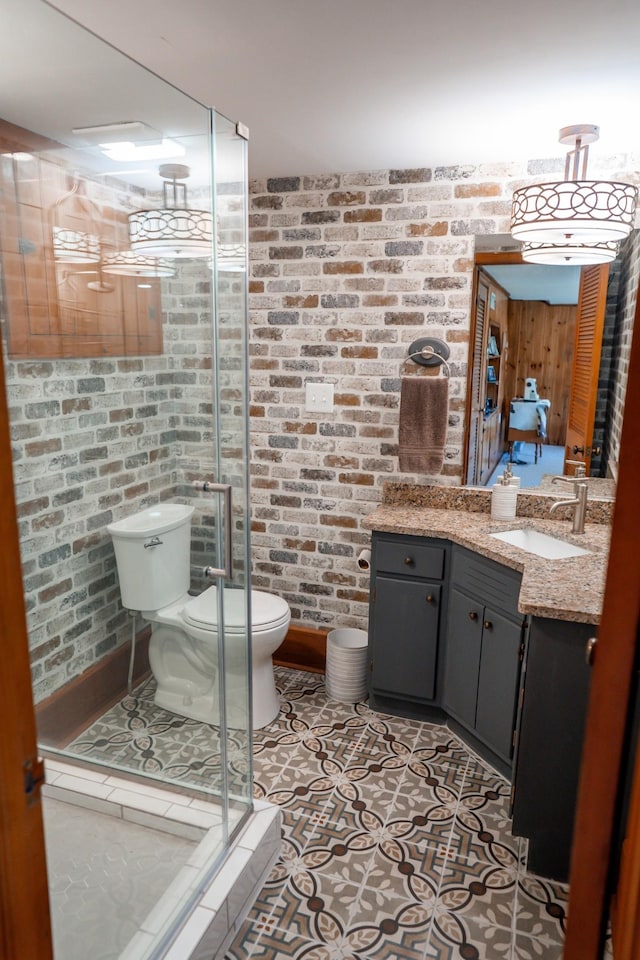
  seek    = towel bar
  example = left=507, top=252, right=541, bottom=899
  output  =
left=401, top=337, right=451, bottom=377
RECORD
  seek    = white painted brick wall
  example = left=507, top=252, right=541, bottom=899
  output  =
left=247, top=156, right=640, bottom=631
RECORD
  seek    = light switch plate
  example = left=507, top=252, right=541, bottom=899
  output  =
left=305, top=381, right=334, bottom=413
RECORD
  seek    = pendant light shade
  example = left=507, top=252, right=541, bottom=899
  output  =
left=52, top=173, right=101, bottom=264
left=521, top=239, right=619, bottom=265
left=102, top=251, right=175, bottom=278
left=511, top=125, right=638, bottom=263
left=128, top=163, right=213, bottom=259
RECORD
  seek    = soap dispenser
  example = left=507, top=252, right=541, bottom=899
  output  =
left=491, top=473, right=518, bottom=520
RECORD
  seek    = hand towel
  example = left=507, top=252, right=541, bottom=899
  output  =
left=398, top=375, right=449, bottom=474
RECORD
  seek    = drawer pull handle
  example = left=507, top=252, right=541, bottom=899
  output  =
left=404, top=556, right=414, bottom=566
left=484, top=620, right=493, bottom=630
left=426, top=594, right=435, bottom=604
left=585, top=637, right=597, bottom=667
left=468, top=611, right=478, bottom=621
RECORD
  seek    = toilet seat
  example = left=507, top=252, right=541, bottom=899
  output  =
left=182, top=585, right=290, bottom=635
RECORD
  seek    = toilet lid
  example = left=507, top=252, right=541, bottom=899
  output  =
left=183, top=586, right=289, bottom=632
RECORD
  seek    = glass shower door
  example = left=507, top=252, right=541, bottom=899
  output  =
left=0, top=1, right=253, bottom=956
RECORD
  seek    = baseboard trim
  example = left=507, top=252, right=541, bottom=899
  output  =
left=274, top=624, right=328, bottom=674
left=36, top=627, right=151, bottom=748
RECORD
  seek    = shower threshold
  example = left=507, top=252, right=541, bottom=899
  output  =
left=43, top=759, right=281, bottom=960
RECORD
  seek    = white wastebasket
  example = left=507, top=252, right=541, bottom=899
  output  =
left=325, top=627, right=369, bottom=703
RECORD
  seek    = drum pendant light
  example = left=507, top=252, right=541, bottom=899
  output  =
left=511, top=125, right=637, bottom=265
left=128, top=163, right=213, bottom=259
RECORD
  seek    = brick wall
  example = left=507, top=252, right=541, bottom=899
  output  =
left=247, top=158, right=640, bottom=632
left=3, top=153, right=638, bottom=697
left=604, top=229, right=640, bottom=477
left=2, top=258, right=228, bottom=701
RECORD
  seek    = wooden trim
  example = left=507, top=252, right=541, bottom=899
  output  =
left=611, top=731, right=640, bottom=959
left=564, top=282, right=640, bottom=959
left=0, top=323, right=53, bottom=958
left=274, top=624, right=328, bottom=674
left=474, top=251, right=525, bottom=265
left=462, top=265, right=482, bottom=482
left=36, top=628, right=151, bottom=748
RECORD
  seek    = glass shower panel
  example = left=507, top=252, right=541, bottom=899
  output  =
left=0, top=0, right=252, bottom=956
left=212, top=113, right=252, bottom=831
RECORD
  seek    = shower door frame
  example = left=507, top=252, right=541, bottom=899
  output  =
left=0, top=338, right=53, bottom=958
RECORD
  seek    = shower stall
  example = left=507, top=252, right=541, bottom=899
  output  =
left=0, top=1, right=277, bottom=957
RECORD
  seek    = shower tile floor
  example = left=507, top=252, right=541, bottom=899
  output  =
left=66, top=667, right=568, bottom=960
left=43, top=798, right=196, bottom=960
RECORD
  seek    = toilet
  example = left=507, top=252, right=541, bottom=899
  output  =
left=107, top=503, right=291, bottom=729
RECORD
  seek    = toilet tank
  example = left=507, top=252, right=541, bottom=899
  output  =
left=107, top=504, right=195, bottom=612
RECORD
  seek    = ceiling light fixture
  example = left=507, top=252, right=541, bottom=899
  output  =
left=102, top=251, right=175, bottom=278
left=521, top=239, right=619, bottom=266
left=128, top=163, right=213, bottom=258
left=511, top=124, right=637, bottom=264
left=99, top=139, right=186, bottom=162
left=52, top=172, right=101, bottom=264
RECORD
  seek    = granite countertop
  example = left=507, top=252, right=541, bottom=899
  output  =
left=364, top=498, right=611, bottom=625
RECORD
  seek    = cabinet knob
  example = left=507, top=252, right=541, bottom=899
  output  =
left=483, top=620, right=493, bottom=630
left=426, top=594, right=435, bottom=604
left=585, top=637, right=597, bottom=667
left=404, top=556, right=414, bottom=566
left=468, top=611, right=478, bottom=621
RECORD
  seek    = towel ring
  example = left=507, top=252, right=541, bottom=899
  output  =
left=401, top=337, right=451, bottom=377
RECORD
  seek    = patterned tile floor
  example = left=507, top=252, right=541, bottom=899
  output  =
left=227, top=668, right=569, bottom=960
left=60, top=666, right=569, bottom=959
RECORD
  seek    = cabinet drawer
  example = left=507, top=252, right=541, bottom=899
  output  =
left=451, top=546, right=521, bottom=616
left=375, top=537, right=445, bottom=580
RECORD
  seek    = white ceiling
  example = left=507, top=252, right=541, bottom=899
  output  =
left=32, top=0, right=640, bottom=180
left=483, top=264, right=582, bottom=305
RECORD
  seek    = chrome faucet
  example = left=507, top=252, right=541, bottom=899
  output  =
left=549, top=472, right=589, bottom=534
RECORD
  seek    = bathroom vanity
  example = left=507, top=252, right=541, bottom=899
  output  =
left=364, top=485, right=611, bottom=881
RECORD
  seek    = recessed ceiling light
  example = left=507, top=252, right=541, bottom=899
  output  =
left=99, top=139, right=186, bottom=162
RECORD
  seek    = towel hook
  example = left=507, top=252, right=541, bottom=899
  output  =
left=401, top=337, right=451, bottom=377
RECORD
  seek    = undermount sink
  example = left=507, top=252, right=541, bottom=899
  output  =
left=489, top=528, right=591, bottom=560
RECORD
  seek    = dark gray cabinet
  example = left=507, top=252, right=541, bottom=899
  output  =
left=368, top=533, right=448, bottom=717
left=366, top=531, right=594, bottom=881
left=443, top=547, right=524, bottom=772
left=511, top=615, right=593, bottom=881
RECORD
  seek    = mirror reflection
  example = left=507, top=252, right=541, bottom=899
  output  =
left=463, top=233, right=637, bottom=491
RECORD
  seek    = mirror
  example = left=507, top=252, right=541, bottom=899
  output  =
left=462, top=233, right=637, bottom=494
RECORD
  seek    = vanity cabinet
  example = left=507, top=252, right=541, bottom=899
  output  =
left=368, top=533, right=449, bottom=717
left=511, top=615, right=593, bottom=881
left=443, top=546, right=524, bottom=772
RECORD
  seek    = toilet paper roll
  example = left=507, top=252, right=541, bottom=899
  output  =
left=357, top=549, right=371, bottom=571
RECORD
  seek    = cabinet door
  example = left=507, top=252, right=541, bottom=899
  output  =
left=443, top=586, right=482, bottom=728
left=371, top=575, right=441, bottom=701
left=475, top=607, right=522, bottom=762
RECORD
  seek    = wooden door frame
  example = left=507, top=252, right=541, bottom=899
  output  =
left=463, top=253, right=524, bottom=482
left=463, top=253, right=523, bottom=483
left=0, top=340, right=53, bottom=957
left=564, top=286, right=640, bottom=959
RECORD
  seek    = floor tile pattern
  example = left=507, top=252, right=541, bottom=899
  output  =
left=227, top=669, right=568, bottom=960
left=66, top=676, right=250, bottom=800
left=43, top=797, right=196, bottom=960
left=60, top=667, right=568, bottom=959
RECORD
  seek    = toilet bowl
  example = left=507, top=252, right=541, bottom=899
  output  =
left=107, top=503, right=291, bottom=729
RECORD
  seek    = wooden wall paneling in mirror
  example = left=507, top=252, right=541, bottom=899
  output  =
left=0, top=120, right=164, bottom=359
left=503, top=300, right=577, bottom=446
